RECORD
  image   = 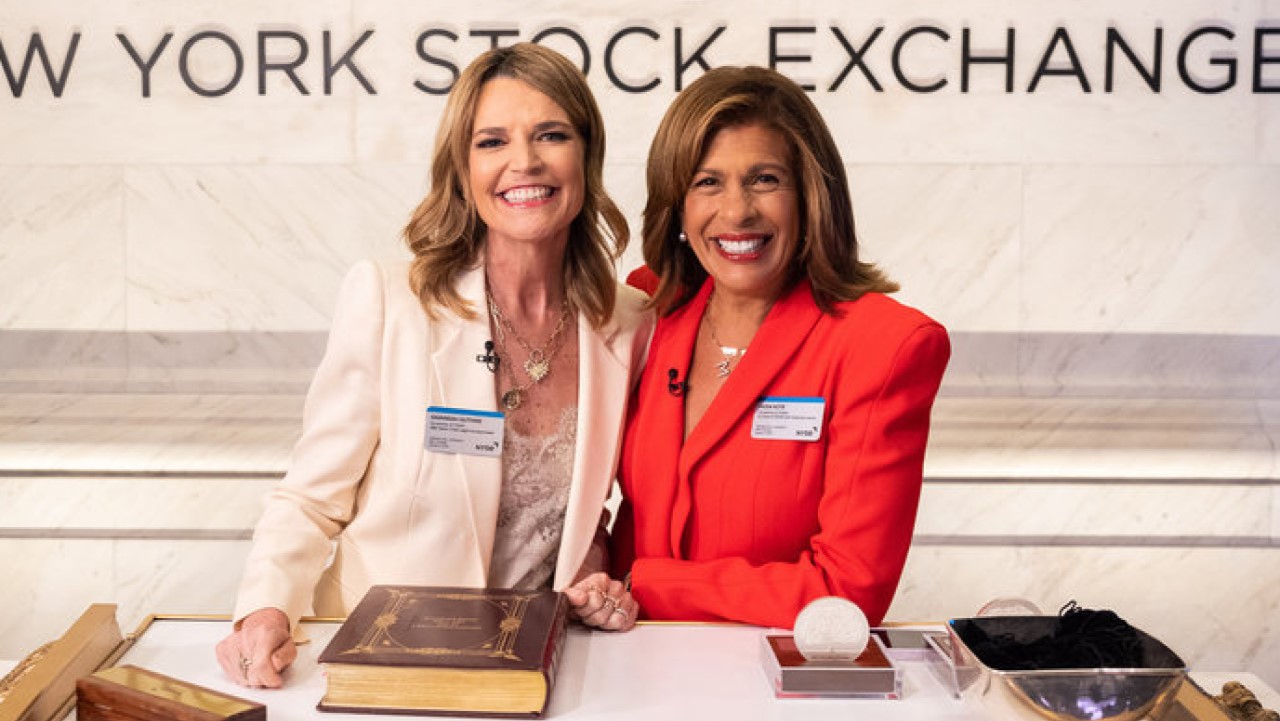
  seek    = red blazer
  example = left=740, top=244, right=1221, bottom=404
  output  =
left=611, top=275, right=950, bottom=628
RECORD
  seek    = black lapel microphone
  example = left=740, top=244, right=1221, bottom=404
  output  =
left=476, top=340, right=500, bottom=373
left=667, top=368, right=687, bottom=397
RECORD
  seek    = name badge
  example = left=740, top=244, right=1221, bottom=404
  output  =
left=751, top=396, right=825, bottom=442
left=424, top=406, right=504, bottom=457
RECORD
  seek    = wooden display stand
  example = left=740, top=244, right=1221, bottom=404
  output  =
left=0, top=606, right=125, bottom=721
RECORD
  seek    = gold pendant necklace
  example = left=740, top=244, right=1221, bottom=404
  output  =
left=501, top=387, right=523, bottom=412
left=704, top=292, right=747, bottom=379
left=487, top=289, right=571, bottom=410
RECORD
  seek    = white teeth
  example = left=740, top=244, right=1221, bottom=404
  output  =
left=717, top=237, right=764, bottom=254
left=501, top=186, right=552, bottom=203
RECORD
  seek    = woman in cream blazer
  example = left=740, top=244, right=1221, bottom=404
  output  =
left=217, top=43, right=651, bottom=688
left=234, top=259, right=650, bottom=626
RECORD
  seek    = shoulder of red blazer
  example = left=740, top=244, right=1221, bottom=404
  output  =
left=827, top=291, right=949, bottom=344
left=625, top=265, right=660, bottom=296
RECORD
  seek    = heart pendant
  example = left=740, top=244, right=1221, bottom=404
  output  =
left=524, top=358, right=550, bottom=382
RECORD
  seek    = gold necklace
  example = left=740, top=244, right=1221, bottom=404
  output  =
left=487, top=289, right=572, bottom=410
left=703, top=293, right=747, bottom=378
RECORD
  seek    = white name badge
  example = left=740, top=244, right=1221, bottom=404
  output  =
left=424, top=406, right=504, bottom=457
left=751, top=396, right=825, bottom=442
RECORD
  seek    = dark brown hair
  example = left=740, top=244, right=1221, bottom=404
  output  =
left=642, top=65, right=896, bottom=314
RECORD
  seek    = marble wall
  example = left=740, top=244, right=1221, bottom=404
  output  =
left=2, top=0, right=1279, bottom=693
left=3, top=1, right=1278, bottom=360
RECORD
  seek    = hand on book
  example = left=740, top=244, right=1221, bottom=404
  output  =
left=216, top=607, right=298, bottom=688
left=564, top=572, right=638, bottom=632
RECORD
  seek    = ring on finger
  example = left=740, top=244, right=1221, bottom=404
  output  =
left=611, top=606, right=630, bottom=620
left=601, top=596, right=617, bottom=612
left=238, top=656, right=252, bottom=677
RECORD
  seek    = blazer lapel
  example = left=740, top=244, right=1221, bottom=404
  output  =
left=652, top=286, right=710, bottom=558
left=428, top=265, right=503, bottom=584
left=553, top=310, right=628, bottom=588
left=678, top=280, right=823, bottom=477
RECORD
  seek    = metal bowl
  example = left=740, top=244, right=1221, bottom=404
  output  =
left=947, top=616, right=1187, bottom=721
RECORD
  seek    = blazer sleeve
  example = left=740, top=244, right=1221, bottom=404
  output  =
left=629, top=321, right=950, bottom=628
left=232, top=261, right=385, bottom=629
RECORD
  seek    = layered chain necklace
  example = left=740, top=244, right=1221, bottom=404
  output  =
left=487, top=289, right=572, bottom=411
left=703, top=292, right=748, bottom=378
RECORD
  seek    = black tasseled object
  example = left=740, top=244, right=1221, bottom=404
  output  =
left=960, top=601, right=1147, bottom=671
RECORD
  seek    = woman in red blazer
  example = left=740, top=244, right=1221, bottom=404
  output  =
left=610, top=66, right=950, bottom=629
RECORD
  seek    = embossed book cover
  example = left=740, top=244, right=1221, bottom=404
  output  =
left=316, top=585, right=568, bottom=717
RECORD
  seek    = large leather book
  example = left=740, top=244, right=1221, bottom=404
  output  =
left=316, top=585, right=569, bottom=717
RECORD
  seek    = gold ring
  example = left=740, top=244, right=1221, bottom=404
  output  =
left=239, top=656, right=252, bottom=676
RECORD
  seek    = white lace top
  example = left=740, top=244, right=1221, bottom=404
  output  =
left=487, top=406, right=577, bottom=589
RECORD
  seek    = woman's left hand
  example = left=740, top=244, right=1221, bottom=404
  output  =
left=564, top=571, right=638, bottom=631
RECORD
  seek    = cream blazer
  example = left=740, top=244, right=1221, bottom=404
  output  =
left=232, top=260, right=653, bottom=629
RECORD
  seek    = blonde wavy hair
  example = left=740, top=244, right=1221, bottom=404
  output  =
left=403, top=43, right=627, bottom=327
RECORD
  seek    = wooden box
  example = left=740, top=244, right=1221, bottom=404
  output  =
left=76, top=665, right=264, bottom=721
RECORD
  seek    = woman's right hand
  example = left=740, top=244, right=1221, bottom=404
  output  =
left=215, top=607, right=297, bottom=688
left=564, top=571, right=639, bottom=631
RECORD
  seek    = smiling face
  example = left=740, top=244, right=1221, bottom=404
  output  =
left=468, top=77, right=585, bottom=253
left=681, top=123, right=802, bottom=306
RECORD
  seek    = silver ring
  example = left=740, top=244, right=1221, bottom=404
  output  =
left=601, top=596, right=617, bottom=612
left=611, top=606, right=629, bottom=620
left=239, top=656, right=252, bottom=676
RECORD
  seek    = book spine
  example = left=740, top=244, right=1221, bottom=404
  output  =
left=539, top=595, right=571, bottom=710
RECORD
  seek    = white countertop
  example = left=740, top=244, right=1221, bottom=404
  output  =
left=61, top=617, right=1280, bottom=721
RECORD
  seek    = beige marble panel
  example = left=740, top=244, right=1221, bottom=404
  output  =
left=888, top=545, right=1280, bottom=690
left=1021, top=165, right=1280, bottom=335
left=0, top=537, right=249, bottom=662
left=925, top=397, right=1277, bottom=479
left=113, top=540, right=253, bottom=629
left=0, top=97, right=361, bottom=166
left=120, top=332, right=325, bottom=393
left=343, top=2, right=1270, bottom=165
left=0, top=3, right=361, bottom=164
left=0, top=540, right=114, bottom=660
left=1263, top=5, right=1280, bottom=162
left=810, top=90, right=1259, bottom=166
left=1264, top=401, right=1280, bottom=481
left=852, top=165, right=1021, bottom=332
left=0, top=167, right=125, bottom=329
left=1267, top=99, right=1280, bottom=162
left=915, top=481, right=1274, bottom=538
left=800, top=4, right=1264, bottom=164
left=0, top=393, right=301, bottom=473
left=348, top=1, right=767, bottom=164
left=0, top=477, right=273, bottom=530
left=125, top=165, right=415, bottom=332
left=0, top=330, right=324, bottom=394
left=605, top=160, right=650, bottom=275
left=1265, top=402, right=1280, bottom=543
left=1012, top=333, right=1280, bottom=398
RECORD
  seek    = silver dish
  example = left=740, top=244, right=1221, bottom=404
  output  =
left=947, top=616, right=1187, bottom=721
